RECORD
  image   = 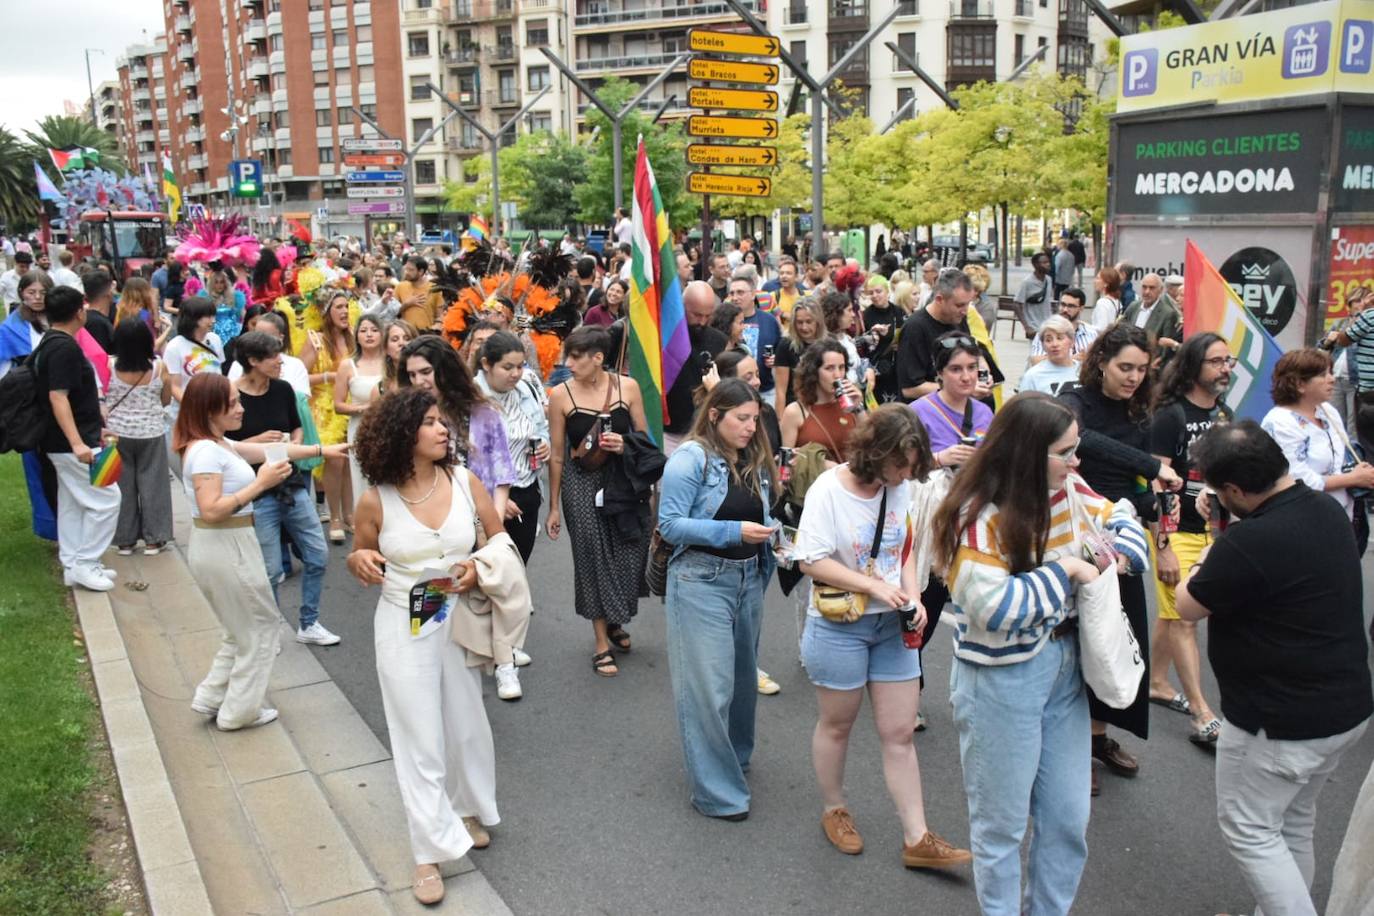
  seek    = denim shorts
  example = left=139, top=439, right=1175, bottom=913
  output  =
left=801, top=611, right=921, bottom=691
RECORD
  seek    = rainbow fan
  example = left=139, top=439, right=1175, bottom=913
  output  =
left=89, top=441, right=123, bottom=488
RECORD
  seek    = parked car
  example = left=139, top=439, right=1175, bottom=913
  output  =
left=932, top=234, right=995, bottom=264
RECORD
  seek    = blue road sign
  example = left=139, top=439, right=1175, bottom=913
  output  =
left=346, top=170, right=406, bottom=183
left=229, top=159, right=263, bottom=198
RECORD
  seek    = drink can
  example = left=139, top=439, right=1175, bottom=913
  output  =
left=1157, top=491, right=1178, bottom=537
left=778, top=446, right=794, bottom=483
left=834, top=379, right=861, bottom=413
left=528, top=438, right=542, bottom=471
left=897, top=603, right=923, bottom=650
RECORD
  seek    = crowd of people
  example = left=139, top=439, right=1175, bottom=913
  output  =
left=2, top=223, right=1372, bottom=915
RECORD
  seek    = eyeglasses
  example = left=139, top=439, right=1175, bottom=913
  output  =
left=937, top=336, right=976, bottom=350
left=1048, top=439, right=1081, bottom=463
left=1203, top=356, right=1239, bottom=369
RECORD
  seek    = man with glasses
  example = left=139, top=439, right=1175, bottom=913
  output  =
left=1028, top=287, right=1098, bottom=366
left=728, top=271, right=782, bottom=402
left=898, top=268, right=983, bottom=401
left=1149, top=334, right=1233, bottom=752
left=1123, top=272, right=1182, bottom=354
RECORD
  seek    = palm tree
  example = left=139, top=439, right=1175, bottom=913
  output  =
left=24, top=114, right=126, bottom=176
left=0, top=125, right=39, bottom=231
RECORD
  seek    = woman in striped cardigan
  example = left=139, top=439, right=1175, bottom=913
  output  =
left=933, top=393, right=1148, bottom=916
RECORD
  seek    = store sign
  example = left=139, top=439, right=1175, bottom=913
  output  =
left=1220, top=246, right=1300, bottom=336
left=1326, top=226, right=1374, bottom=327
left=1334, top=106, right=1374, bottom=213
left=1115, top=108, right=1325, bottom=216
left=1117, top=0, right=1374, bottom=112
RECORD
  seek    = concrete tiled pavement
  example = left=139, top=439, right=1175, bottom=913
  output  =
left=77, top=481, right=512, bottom=914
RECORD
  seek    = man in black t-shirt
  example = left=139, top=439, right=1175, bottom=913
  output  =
left=1147, top=333, right=1234, bottom=750
left=663, top=280, right=729, bottom=454
left=81, top=269, right=116, bottom=353
left=1179, top=421, right=1372, bottom=916
left=226, top=331, right=339, bottom=646
left=897, top=267, right=979, bottom=400
left=36, top=286, right=120, bottom=591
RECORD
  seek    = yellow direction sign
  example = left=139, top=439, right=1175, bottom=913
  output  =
left=687, top=115, right=778, bottom=140
left=688, top=87, right=777, bottom=113
left=687, top=144, right=778, bottom=167
left=688, top=29, right=780, bottom=58
left=688, top=58, right=779, bottom=86
left=688, top=173, right=772, bottom=198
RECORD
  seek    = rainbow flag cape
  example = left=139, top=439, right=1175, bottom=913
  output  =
left=626, top=137, right=689, bottom=443
left=1183, top=239, right=1282, bottom=422
left=467, top=214, right=489, bottom=242
left=89, top=441, right=123, bottom=488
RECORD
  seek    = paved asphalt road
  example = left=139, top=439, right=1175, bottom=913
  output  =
left=290, top=510, right=1374, bottom=916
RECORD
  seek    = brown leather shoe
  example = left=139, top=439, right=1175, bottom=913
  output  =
left=413, top=864, right=444, bottom=905
left=902, top=831, right=973, bottom=869
left=1092, top=736, right=1139, bottom=777
left=821, top=807, right=864, bottom=854
left=463, top=816, right=491, bottom=849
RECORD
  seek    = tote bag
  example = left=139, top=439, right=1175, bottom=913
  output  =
left=1066, top=485, right=1144, bottom=709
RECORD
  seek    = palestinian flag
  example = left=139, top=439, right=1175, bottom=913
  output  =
left=48, top=147, right=102, bottom=172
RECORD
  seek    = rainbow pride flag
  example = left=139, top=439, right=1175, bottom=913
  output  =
left=89, top=441, right=123, bottom=488
left=1183, top=239, right=1282, bottom=422
left=467, top=214, right=489, bottom=242
left=626, top=137, right=690, bottom=443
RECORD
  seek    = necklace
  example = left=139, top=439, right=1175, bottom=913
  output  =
left=398, top=466, right=440, bottom=505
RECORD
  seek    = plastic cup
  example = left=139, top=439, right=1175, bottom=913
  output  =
left=264, top=443, right=289, bottom=465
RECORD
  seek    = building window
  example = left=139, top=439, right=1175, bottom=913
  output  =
left=498, top=69, right=517, bottom=103
left=314, top=68, right=329, bottom=86
left=270, top=34, right=283, bottom=52
left=528, top=65, right=549, bottom=91
left=360, top=103, right=377, bottom=118
left=528, top=112, right=552, bottom=133
left=408, top=32, right=429, bottom=57
left=316, top=109, right=332, bottom=126
left=1014, top=33, right=1024, bottom=64
left=318, top=146, right=334, bottom=163
left=332, top=28, right=347, bottom=46
left=895, top=31, right=915, bottom=70
left=412, top=117, right=434, bottom=139
left=335, top=66, right=350, bottom=85
left=790, top=40, right=807, bottom=65
left=461, top=122, right=478, bottom=148
left=278, top=148, right=291, bottom=165
left=415, top=160, right=437, bottom=184
left=410, top=76, right=431, bottom=100
left=357, top=25, right=372, bottom=42
left=896, top=87, right=915, bottom=121
left=311, top=32, right=326, bottom=50
left=309, top=0, right=324, bottom=9
left=357, top=64, right=375, bottom=82
left=337, top=107, right=353, bottom=125
left=526, top=19, right=548, bottom=46
left=275, top=110, right=290, bottom=128
left=949, top=30, right=995, bottom=68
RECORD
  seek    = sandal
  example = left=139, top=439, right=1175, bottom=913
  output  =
left=1149, top=692, right=1192, bottom=715
left=607, top=625, right=631, bottom=652
left=1190, top=718, right=1222, bottom=751
left=592, top=650, right=618, bottom=677
left=329, top=528, right=346, bottom=544
left=412, top=864, right=444, bottom=905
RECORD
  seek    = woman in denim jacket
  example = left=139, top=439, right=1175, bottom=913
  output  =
left=658, top=379, right=779, bottom=821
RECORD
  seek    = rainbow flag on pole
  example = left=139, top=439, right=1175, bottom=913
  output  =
left=626, top=136, right=689, bottom=444
left=467, top=214, right=489, bottom=242
left=1183, top=239, right=1282, bottom=421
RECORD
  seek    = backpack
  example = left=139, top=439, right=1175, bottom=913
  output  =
left=0, top=338, right=51, bottom=454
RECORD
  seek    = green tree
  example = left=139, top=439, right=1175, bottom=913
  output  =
left=503, top=131, right=588, bottom=230
left=442, top=157, right=490, bottom=216
left=823, top=112, right=884, bottom=228
left=0, top=125, right=39, bottom=230
left=24, top=114, right=125, bottom=176
left=709, top=111, right=807, bottom=223
left=574, top=77, right=692, bottom=229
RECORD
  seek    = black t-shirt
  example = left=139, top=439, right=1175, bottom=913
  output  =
left=1059, top=385, right=1160, bottom=509
left=896, top=309, right=965, bottom=397
left=36, top=331, right=102, bottom=453
left=1149, top=399, right=1232, bottom=533
left=700, top=461, right=765, bottom=560
left=227, top=379, right=300, bottom=467
left=1188, top=482, right=1373, bottom=740
left=774, top=337, right=806, bottom=405
left=84, top=308, right=114, bottom=353
left=862, top=303, right=904, bottom=403
left=664, top=324, right=730, bottom=435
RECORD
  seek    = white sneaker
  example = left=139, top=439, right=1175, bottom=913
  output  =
left=217, top=707, right=278, bottom=731
left=116, top=546, right=134, bottom=556
left=190, top=700, right=219, bottom=716
left=97, top=564, right=118, bottom=579
left=513, top=647, right=532, bottom=667
left=297, top=622, right=342, bottom=645
left=67, top=566, right=114, bottom=592
left=495, top=664, right=522, bottom=701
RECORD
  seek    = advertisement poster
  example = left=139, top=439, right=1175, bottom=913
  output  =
left=1114, top=108, right=1326, bottom=217
left=1334, top=106, right=1374, bottom=213
left=1117, top=0, right=1374, bottom=112
left=1326, top=225, right=1374, bottom=328
left=1114, top=224, right=1315, bottom=350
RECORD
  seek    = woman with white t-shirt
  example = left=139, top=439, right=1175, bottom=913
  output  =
left=1090, top=266, right=1124, bottom=332
left=164, top=297, right=225, bottom=416
left=793, top=404, right=971, bottom=872
left=173, top=373, right=348, bottom=731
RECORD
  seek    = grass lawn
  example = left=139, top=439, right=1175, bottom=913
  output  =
left=0, top=453, right=110, bottom=914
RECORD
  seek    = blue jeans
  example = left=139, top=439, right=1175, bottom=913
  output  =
left=950, top=635, right=1090, bottom=916
left=665, top=550, right=765, bottom=817
left=253, top=484, right=328, bottom=630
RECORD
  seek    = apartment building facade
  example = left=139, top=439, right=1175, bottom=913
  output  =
left=95, top=81, right=123, bottom=146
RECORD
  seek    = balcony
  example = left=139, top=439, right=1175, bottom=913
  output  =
left=448, top=89, right=481, bottom=109
left=574, top=49, right=682, bottom=72
left=267, top=10, right=282, bottom=33
left=402, top=4, right=443, bottom=24
left=177, top=42, right=195, bottom=61
left=784, top=1, right=807, bottom=23
left=247, top=57, right=269, bottom=79
left=130, top=63, right=149, bottom=79
left=175, top=13, right=191, bottom=32
left=188, top=153, right=208, bottom=169
left=828, top=49, right=870, bottom=84
left=276, top=166, right=292, bottom=179
left=138, top=152, right=158, bottom=166
left=241, top=0, right=263, bottom=7
left=949, top=0, right=994, bottom=17
left=946, top=19, right=997, bottom=86
left=245, top=19, right=267, bottom=42
left=573, top=0, right=758, bottom=29
left=180, top=70, right=199, bottom=90
left=445, top=45, right=480, bottom=66
left=450, top=0, right=515, bottom=22
left=158, top=129, right=170, bottom=143
left=830, top=0, right=869, bottom=29
left=132, top=87, right=151, bottom=102
left=490, top=89, right=520, bottom=107
left=1058, top=0, right=1089, bottom=35
left=184, top=97, right=203, bottom=115
left=489, top=42, right=517, bottom=62
left=137, top=129, right=155, bottom=143
left=447, top=135, right=484, bottom=152
left=252, top=135, right=274, bottom=152
left=185, top=125, right=206, bottom=143
left=252, top=97, right=272, bottom=116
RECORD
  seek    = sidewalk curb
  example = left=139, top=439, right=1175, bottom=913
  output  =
left=74, top=586, right=215, bottom=916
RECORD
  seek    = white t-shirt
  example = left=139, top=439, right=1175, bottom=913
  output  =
left=228, top=354, right=311, bottom=398
left=182, top=440, right=256, bottom=518
left=793, top=466, right=914, bottom=617
left=163, top=333, right=225, bottom=418
left=1091, top=296, right=1120, bottom=330
left=1018, top=359, right=1080, bottom=396
left=49, top=266, right=84, bottom=291
left=613, top=217, right=632, bottom=246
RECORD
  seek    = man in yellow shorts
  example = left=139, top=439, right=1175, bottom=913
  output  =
left=1149, top=332, right=1232, bottom=750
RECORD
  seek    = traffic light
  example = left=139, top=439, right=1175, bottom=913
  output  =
left=229, top=159, right=263, bottom=198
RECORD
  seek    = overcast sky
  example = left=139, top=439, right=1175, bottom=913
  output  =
left=1, top=0, right=165, bottom=136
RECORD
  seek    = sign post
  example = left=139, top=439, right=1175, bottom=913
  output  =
left=348, top=108, right=460, bottom=241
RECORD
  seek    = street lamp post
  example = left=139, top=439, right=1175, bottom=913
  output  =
left=994, top=124, right=1012, bottom=295
left=84, top=48, right=104, bottom=129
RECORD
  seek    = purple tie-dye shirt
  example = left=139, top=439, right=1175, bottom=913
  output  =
left=449, top=404, right=516, bottom=495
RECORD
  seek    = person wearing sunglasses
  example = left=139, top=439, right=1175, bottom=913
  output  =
left=898, top=268, right=978, bottom=401
left=1059, top=324, right=1182, bottom=795
left=934, top=393, right=1147, bottom=915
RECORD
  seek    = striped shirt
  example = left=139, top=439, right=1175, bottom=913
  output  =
left=947, top=474, right=1148, bottom=666
left=1343, top=308, right=1374, bottom=392
left=1029, top=320, right=1098, bottom=358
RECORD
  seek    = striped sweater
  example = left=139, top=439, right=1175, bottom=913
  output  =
left=947, top=474, right=1149, bottom=666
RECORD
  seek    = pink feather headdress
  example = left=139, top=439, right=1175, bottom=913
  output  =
left=174, top=214, right=262, bottom=268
